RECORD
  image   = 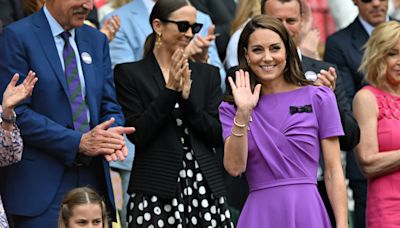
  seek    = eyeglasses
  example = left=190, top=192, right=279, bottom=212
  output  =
left=160, top=19, right=203, bottom=34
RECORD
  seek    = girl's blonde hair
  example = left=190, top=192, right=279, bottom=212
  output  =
left=360, top=21, right=400, bottom=89
left=58, top=187, right=109, bottom=228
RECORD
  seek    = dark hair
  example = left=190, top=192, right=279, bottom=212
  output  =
left=143, top=0, right=190, bottom=57
left=261, top=0, right=302, bottom=15
left=58, top=187, right=108, bottom=228
left=224, top=15, right=308, bottom=102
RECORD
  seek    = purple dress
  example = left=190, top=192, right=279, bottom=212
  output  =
left=219, top=86, right=344, bottom=227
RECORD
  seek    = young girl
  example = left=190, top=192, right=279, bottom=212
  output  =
left=58, top=187, right=108, bottom=228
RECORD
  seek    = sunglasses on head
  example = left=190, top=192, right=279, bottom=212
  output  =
left=160, top=19, right=203, bottom=34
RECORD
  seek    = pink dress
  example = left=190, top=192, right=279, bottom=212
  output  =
left=0, top=106, right=23, bottom=228
left=363, top=86, right=400, bottom=228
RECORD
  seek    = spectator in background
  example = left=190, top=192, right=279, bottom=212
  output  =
left=353, top=21, right=400, bottom=228
left=324, top=1, right=389, bottom=227
left=225, top=0, right=261, bottom=69
left=0, top=0, right=134, bottom=226
left=98, top=0, right=132, bottom=21
left=306, top=0, right=336, bottom=44
left=114, top=0, right=233, bottom=227
left=22, top=0, right=45, bottom=17
left=0, top=0, right=23, bottom=29
left=0, top=71, right=37, bottom=228
left=326, top=0, right=358, bottom=30
left=189, top=0, right=237, bottom=61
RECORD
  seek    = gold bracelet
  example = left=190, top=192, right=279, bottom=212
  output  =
left=231, top=129, right=245, bottom=137
left=233, top=117, right=246, bottom=128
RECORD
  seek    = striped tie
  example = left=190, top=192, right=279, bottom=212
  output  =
left=60, top=31, right=90, bottom=133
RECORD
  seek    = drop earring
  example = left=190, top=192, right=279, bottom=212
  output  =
left=156, top=33, right=162, bottom=48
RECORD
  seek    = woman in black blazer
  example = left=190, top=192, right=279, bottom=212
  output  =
left=114, top=0, right=233, bottom=227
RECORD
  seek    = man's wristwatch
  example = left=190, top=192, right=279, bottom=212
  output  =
left=1, top=110, right=16, bottom=124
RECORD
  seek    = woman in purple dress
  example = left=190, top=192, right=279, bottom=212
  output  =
left=0, top=71, right=37, bottom=228
left=219, top=15, right=348, bottom=227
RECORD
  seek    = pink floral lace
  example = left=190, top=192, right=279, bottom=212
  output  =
left=376, top=94, right=400, bottom=120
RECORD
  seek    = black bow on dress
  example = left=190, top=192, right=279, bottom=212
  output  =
left=289, top=105, right=313, bottom=115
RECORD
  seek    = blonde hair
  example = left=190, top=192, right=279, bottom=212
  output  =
left=360, top=21, right=400, bottom=89
left=230, top=0, right=261, bottom=34
left=58, top=187, right=109, bottom=228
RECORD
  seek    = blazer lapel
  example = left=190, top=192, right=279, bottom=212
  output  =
left=146, top=53, right=165, bottom=91
left=351, top=18, right=369, bottom=56
left=33, top=10, right=70, bottom=97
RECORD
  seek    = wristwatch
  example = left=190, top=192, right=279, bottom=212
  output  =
left=1, top=110, right=16, bottom=124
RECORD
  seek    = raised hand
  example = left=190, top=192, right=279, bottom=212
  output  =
left=2, top=71, right=38, bottom=112
left=184, top=25, right=216, bottom=63
left=166, top=49, right=187, bottom=91
left=100, top=15, right=121, bottom=41
left=228, top=70, right=261, bottom=113
left=314, top=67, right=337, bottom=90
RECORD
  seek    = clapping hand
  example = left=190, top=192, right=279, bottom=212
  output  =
left=79, top=117, right=135, bottom=162
left=2, top=71, right=38, bottom=112
left=314, top=67, right=337, bottom=91
left=100, top=15, right=121, bottom=41
left=184, top=25, right=216, bottom=63
left=228, top=70, right=261, bottom=113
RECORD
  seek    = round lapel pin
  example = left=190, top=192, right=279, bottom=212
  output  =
left=305, top=71, right=318, bottom=81
left=81, top=52, right=92, bottom=64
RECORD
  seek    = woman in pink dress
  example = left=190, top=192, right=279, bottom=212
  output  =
left=353, top=21, right=400, bottom=228
left=0, top=71, right=37, bottom=228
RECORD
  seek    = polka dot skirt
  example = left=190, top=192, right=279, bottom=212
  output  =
left=127, top=112, right=234, bottom=228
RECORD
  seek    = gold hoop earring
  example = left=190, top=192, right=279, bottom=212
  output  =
left=156, top=33, right=162, bottom=48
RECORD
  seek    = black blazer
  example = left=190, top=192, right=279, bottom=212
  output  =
left=114, top=53, right=226, bottom=198
left=324, top=17, right=369, bottom=180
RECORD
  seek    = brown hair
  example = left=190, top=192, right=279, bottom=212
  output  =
left=225, top=15, right=308, bottom=102
left=58, top=187, right=108, bottom=228
left=143, top=0, right=191, bottom=57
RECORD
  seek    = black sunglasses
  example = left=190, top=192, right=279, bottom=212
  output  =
left=160, top=19, right=203, bottom=34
